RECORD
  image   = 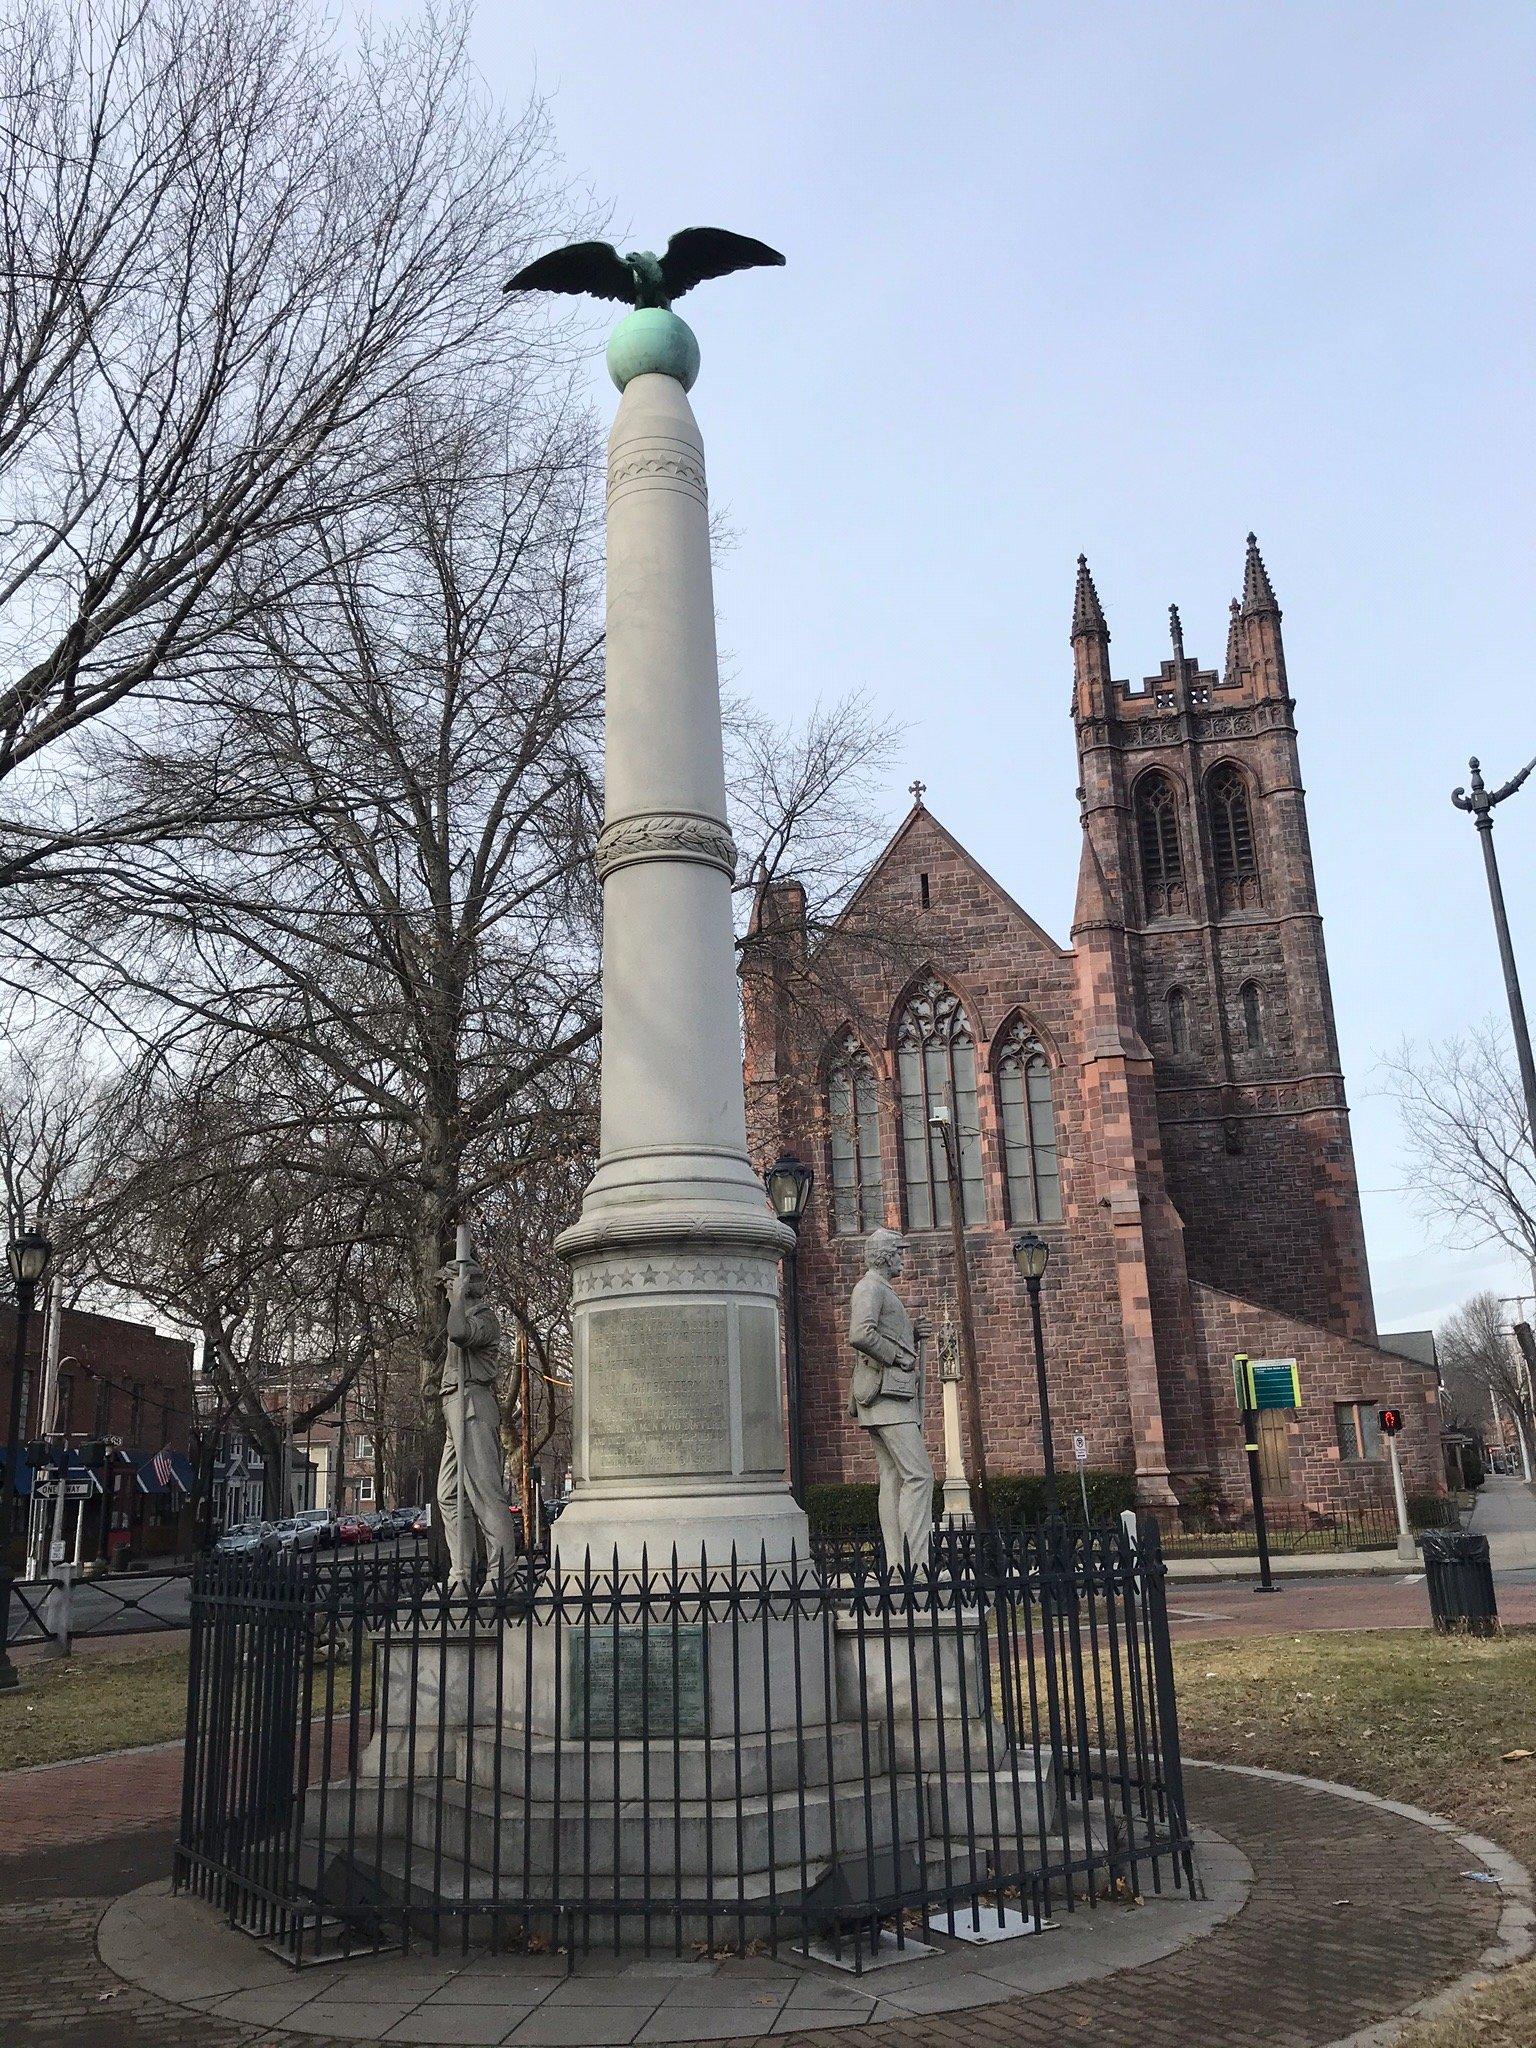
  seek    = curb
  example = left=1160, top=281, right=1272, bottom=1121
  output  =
left=1165, top=1554, right=1417, bottom=1582
left=0, top=1733, right=184, bottom=1778
left=1188, top=1759, right=1535, bottom=2047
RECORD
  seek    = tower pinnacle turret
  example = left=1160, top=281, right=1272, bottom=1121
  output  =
left=1223, top=598, right=1243, bottom=688
left=1071, top=554, right=1114, bottom=723
left=1071, top=554, right=1109, bottom=642
left=1240, top=532, right=1281, bottom=618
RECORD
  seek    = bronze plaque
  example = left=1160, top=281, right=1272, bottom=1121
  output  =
left=568, top=1624, right=707, bottom=1738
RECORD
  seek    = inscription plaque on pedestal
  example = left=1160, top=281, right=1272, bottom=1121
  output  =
left=568, top=1625, right=707, bottom=1739
left=586, top=1304, right=731, bottom=1479
left=738, top=1304, right=785, bottom=1472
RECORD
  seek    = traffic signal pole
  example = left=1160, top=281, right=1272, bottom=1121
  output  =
left=1242, top=1402, right=1278, bottom=1594
left=1378, top=1407, right=1415, bottom=1563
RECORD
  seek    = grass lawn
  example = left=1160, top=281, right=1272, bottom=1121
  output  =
left=0, top=1643, right=191, bottom=1771
left=1173, top=1628, right=1536, bottom=2048
left=0, top=1639, right=372, bottom=1773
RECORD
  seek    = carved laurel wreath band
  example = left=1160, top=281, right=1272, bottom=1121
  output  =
left=594, top=810, right=738, bottom=884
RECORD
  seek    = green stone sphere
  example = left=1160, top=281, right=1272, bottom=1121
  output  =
left=606, top=308, right=700, bottom=392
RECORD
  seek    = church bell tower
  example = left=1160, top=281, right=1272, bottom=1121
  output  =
left=1072, top=537, right=1376, bottom=1344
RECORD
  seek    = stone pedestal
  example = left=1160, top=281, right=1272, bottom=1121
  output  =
left=345, top=1599, right=1063, bottom=1938
left=939, top=1378, right=973, bottom=1520
left=360, top=1627, right=503, bottom=1779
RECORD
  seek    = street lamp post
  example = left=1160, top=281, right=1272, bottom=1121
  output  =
left=928, top=1106, right=992, bottom=1530
left=1452, top=755, right=1536, bottom=1142
left=1012, top=1231, right=1059, bottom=1520
left=3, top=1224, right=54, bottom=1690
left=764, top=1153, right=814, bottom=1504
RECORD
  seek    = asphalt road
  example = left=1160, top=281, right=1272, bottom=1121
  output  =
left=6, top=1532, right=429, bottom=1644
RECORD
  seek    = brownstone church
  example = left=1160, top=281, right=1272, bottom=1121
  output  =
left=744, top=536, right=1442, bottom=1519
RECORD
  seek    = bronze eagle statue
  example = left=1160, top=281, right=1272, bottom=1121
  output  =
left=504, top=228, right=784, bottom=311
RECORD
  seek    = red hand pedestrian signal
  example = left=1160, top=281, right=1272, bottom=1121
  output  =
left=1378, top=1407, right=1405, bottom=1436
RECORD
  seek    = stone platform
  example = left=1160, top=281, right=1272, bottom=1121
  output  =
left=101, top=1818, right=1246, bottom=2042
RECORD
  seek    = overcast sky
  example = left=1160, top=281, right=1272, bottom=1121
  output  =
left=453, top=1, right=1536, bottom=1333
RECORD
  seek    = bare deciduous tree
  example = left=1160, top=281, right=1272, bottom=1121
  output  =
left=0, top=1013, right=103, bottom=1242
left=35, top=376, right=604, bottom=1446
left=0, top=0, right=586, bottom=885
left=1437, top=1289, right=1534, bottom=1477
left=1385, top=1022, right=1536, bottom=1275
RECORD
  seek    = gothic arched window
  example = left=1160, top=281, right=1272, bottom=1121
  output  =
left=1240, top=981, right=1263, bottom=1051
left=895, top=975, right=984, bottom=1230
left=825, top=1030, right=884, bottom=1234
left=1167, top=986, right=1189, bottom=1055
left=1207, top=763, right=1261, bottom=910
left=1135, top=772, right=1186, bottom=919
left=995, top=1018, right=1062, bottom=1224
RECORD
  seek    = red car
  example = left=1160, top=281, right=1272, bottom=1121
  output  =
left=335, top=1515, right=373, bottom=1544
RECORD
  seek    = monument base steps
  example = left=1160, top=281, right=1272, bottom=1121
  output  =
left=338, top=1600, right=1104, bottom=1947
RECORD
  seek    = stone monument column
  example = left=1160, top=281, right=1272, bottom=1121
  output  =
left=554, top=309, right=803, bottom=1567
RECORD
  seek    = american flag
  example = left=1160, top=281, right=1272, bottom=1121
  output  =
left=152, top=1445, right=175, bottom=1488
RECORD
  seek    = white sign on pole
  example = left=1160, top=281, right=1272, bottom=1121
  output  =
left=1072, top=1432, right=1088, bottom=1464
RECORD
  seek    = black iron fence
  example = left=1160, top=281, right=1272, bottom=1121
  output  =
left=5, top=1563, right=194, bottom=1646
left=175, top=1522, right=1194, bottom=1967
left=1147, top=1493, right=1463, bottom=1562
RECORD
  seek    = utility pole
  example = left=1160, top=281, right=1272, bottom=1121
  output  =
left=928, top=1104, right=992, bottom=1530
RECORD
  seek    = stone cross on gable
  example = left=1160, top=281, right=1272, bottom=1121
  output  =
left=909, top=779, right=927, bottom=809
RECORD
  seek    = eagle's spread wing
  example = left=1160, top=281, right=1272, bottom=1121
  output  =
left=658, top=228, right=785, bottom=301
left=503, top=241, right=634, bottom=302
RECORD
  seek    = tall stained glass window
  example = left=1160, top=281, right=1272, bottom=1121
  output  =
left=825, top=1031, right=884, bottom=1233
left=995, top=1017, right=1062, bottom=1224
left=1136, top=772, right=1186, bottom=919
left=895, top=976, right=984, bottom=1229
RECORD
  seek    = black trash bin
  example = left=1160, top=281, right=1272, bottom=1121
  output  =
left=1421, top=1529, right=1498, bottom=1635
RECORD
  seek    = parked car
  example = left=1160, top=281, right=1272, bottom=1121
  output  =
left=214, top=1520, right=269, bottom=1557
left=410, top=1506, right=432, bottom=1535
left=334, top=1515, right=372, bottom=1544
left=294, top=1508, right=338, bottom=1545
left=263, top=1516, right=323, bottom=1552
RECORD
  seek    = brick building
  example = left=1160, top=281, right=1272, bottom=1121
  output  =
left=744, top=538, right=1442, bottom=1521
left=1, top=1300, right=196, bottom=1563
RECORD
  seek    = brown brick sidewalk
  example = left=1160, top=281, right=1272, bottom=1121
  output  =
left=0, top=1740, right=185, bottom=1857
left=0, top=1762, right=1514, bottom=2047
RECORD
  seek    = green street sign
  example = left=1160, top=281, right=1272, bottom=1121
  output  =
left=1233, top=1355, right=1301, bottom=1413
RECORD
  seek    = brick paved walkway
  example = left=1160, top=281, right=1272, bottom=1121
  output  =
left=1164, top=1570, right=1536, bottom=1638
left=0, top=1761, right=1518, bottom=2047
left=0, top=1738, right=185, bottom=1854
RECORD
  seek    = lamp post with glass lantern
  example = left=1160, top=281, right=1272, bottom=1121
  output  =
left=928, top=1104, right=992, bottom=1530
left=1012, top=1231, right=1059, bottom=1520
left=764, top=1154, right=814, bottom=1504
left=3, top=1224, right=53, bottom=1690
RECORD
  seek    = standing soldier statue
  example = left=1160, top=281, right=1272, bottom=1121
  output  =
left=847, top=1228, right=935, bottom=1568
left=436, top=1228, right=521, bottom=1597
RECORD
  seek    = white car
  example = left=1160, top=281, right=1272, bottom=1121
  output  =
left=263, top=1516, right=322, bottom=1552
left=214, top=1521, right=270, bottom=1557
